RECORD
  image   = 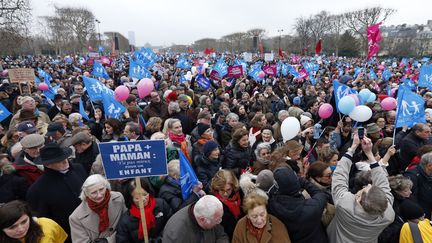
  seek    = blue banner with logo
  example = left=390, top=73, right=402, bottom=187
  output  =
left=179, top=151, right=198, bottom=200
left=333, top=80, right=358, bottom=112
left=129, top=58, right=152, bottom=80
left=213, top=58, right=228, bottom=77
left=92, top=62, right=110, bottom=79
left=99, top=140, right=168, bottom=180
left=395, top=86, right=426, bottom=128
left=418, top=64, right=432, bottom=90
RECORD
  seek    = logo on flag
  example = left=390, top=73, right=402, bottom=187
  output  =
left=262, top=65, right=277, bottom=76
left=179, top=151, right=198, bottom=200
left=395, top=86, right=425, bottom=128
left=196, top=74, right=211, bottom=90
left=419, top=64, right=432, bottom=90
left=333, top=80, right=358, bottom=112
left=176, top=57, right=191, bottom=69
left=92, top=62, right=110, bottom=79
left=213, top=58, right=228, bottom=77
left=129, top=58, right=151, bottom=80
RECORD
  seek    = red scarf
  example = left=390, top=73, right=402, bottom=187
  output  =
left=246, top=217, right=265, bottom=242
left=129, top=195, right=156, bottom=240
left=87, top=191, right=111, bottom=233
left=168, top=132, right=190, bottom=162
left=214, top=191, right=241, bottom=219
left=197, top=138, right=211, bottom=145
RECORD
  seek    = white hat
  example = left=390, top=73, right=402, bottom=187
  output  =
left=300, top=115, right=312, bottom=126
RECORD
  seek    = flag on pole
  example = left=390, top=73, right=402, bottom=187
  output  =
left=79, top=98, right=90, bottom=120
left=0, top=103, right=11, bottom=122
left=92, top=62, right=110, bottom=79
left=395, top=86, right=425, bottom=128
left=315, top=39, right=322, bottom=55
left=333, top=80, right=358, bottom=112
left=367, top=22, right=382, bottom=59
left=418, top=64, right=432, bottom=90
left=179, top=151, right=198, bottom=200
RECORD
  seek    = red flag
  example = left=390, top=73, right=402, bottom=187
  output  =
left=278, top=48, right=283, bottom=59
left=204, top=48, right=214, bottom=55
left=188, top=47, right=193, bottom=54
left=367, top=22, right=382, bottom=59
left=315, top=39, right=322, bottom=55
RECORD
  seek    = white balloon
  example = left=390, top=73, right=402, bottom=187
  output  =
left=203, top=63, right=209, bottom=68
left=349, top=105, right=373, bottom=122
left=281, top=117, right=301, bottom=142
left=191, top=66, right=197, bottom=74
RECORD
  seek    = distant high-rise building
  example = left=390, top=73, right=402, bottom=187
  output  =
left=128, top=31, right=136, bottom=46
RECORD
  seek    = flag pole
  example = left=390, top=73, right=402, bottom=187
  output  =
left=135, top=177, right=149, bottom=243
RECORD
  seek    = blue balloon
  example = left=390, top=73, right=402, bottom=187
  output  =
left=367, top=92, right=376, bottom=103
left=338, top=96, right=356, bottom=115
left=358, top=89, right=372, bottom=103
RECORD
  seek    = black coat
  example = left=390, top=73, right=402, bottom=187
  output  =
left=0, top=172, right=28, bottom=203
left=72, top=141, right=99, bottom=174
left=404, top=165, right=432, bottom=218
left=219, top=196, right=242, bottom=241
left=158, top=178, right=199, bottom=213
left=222, top=142, right=252, bottom=178
left=116, top=198, right=172, bottom=243
left=194, top=155, right=221, bottom=193
left=268, top=178, right=328, bottom=243
left=399, top=132, right=429, bottom=169
left=378, top=192, right=406, bottom=243
left=26, top=163, right=87, bottom=242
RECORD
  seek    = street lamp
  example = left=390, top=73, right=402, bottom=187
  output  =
left=277, top=29, right=284, bottom=50
left=95, top=19, right=101, bottom=46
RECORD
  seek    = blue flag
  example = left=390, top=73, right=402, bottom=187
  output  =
left=43, top=84, right=60, bottom=100
left=369, top=68, right=377, bottom=80
left=287, top=65, right=300, bottom=78
left=421, top=57, right=430, bottom=63
left=196, top=74, right=211, bottom=90
left=382, top=68, right=391, bottom=81
left=176, top=57, right=191, bottom=69
left=395, top=86, right=425, bottom=128
left=248, top=62, right=263, bottom=81
left=213, top=58, right=228, bottom=77
left=102, top=92, right=126, bottom=119
left=179, top=151, right=198, bottom=200
left=83, top=76, right=113, bottom=102
left=281, top=63, right=288, bottom=76
left=34, top=76, right=41, bottom=86
left=333, top=80, right=358, bottom=112
left=133, top=48, right=158, bottom=68
left=129, top=58, right=152, bottom=80
left=92, top=62, right=110, bottom=79
left=354, top=67, right=363, bottom=78
left=79, top=98, right=89, bottom=120
left=0, top=103, right=11, bottom=122
left=234, top=59, right=247, bottom=72
left=402, top=78, right=416, bottom=90
left=179, top=71, right=186, bottom=84
left=418, top=64, right=432, bottom=90
left=37, top=68, right=52, bottom=83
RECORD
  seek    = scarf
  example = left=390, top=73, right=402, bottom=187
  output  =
left=129, top=195, right=156, bottom=240
left=197, top=138, right=211, bottom=145
left=246, top=217, right=265, bottom=242
left=168, top=132, right=190, bottom=162
left=87, top=190, right=111, bottom=233
left=214, top=191, right=241, bottom=219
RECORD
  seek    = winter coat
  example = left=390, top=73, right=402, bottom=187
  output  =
left=404, top=165, right=432, bottom=219
left=327, top=152, right=395, bottom=243
left=72, top=141, right=99, bottom=174
left=143, top=101, right=169, bottom=122
left=158, top=177, right=200, bottom=213
left=13, top=151, right=44, bottom=186
left=69, top=191, right=127, bottom=243
left=162, top=203, right=229, bottom=243
left=116, top=198, right=172, bottom=243
left=399, top=132, right=429, bottom=169
left=268, top=178, right=329, bottom=243
left=0, top=171, right=28, bottom=203
left=195, top=155, right=221, bottom=193
left=232, top=215, right=291, bottom=243
left=26, top=163, right=87, bottom=241
left=223, top=142, right=252, bottom=178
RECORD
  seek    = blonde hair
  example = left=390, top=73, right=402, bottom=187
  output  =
left=210, top=169, right=239, bottom=194
left=242, top=191, right=268, bottom=213
left=167, top=160, right=180, bottom=179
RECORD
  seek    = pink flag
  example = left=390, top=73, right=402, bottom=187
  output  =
left=210, top=70, right=222, bottom=81
left=367, top=22, right=382, bottom=59
left=227, top=65, right=243, bottom=78
left=262, top=65, right=277, bottom=76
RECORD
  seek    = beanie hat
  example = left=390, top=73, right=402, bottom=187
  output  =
left=274, top=167, right=301, bottom=196
left=203, top=141, right=219, bottom=157
left=256, top=169, right=275, bottom=192
left=399, top=199, right=425, bottom=221
left=293, top=96, right=301, bottom=106
left=300, top=115, right=312, bottom=126
left=197, top=123, right=211, bottom=137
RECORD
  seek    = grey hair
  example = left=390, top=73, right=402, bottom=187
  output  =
left=360, top=186, right=389, bottom=215
left=126, top=122, right=140, bottom=135
left=254, top=143, right=271, bottom=159
left=193, top=195, right=223, bottom=220
left=420, top=152, right=432, bottom=167
left=167, top=118, right=181, bottom=130
left=168, top=102, right=181, bottom=114
left=167, top=159, right=180, bottom=179
left=388, top=175, right=413, bottom=192
left=79, top=174, right=111, bottom=201
left=226, top=113, right=239, bottom=123
left=278, top=110, right=289, bottom=121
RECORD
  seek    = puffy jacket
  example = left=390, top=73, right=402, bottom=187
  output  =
left=222, top=142, right=252, bottom=178
left=194, top=155, right=221, bottom=193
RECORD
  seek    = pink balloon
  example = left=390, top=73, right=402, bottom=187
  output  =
left=377, top=64, right=385, bottom=70
left=318, top=103, right=334, bottom=119
left=83, top=71, right=90, bottom=77
left=114, top=85, right=130, bottom=101
left=38, top=83, right=49, bottom=91
left=381, top=97, right=397, bottom=110
left=137, top=78, right=154, bottom=99
left=348, top=94, right=360, bottom=106
left=1, top=69, right=8, bottom=77
left=258, top=71, right=265, bottom=79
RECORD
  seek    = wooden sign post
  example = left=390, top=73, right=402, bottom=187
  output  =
left=135, top=177, right=149, bottom=243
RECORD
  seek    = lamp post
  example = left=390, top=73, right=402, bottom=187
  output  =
left=95, top=19, right=101, bottom=47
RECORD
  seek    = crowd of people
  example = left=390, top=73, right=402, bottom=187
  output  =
left=0, top=53, right=432, bottom=243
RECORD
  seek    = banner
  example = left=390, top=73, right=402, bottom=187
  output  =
left=210, top=70, right=222, bottom=81
left=99, top=140, right=168, bottom=180
left=262, top=65, right=277, bottom=76
left=243, top=52, right=252, bottom=62
left=227, top=65, right=243, bottom=78
left=418, top=64, right=432, bottom=90
left=129, top=58, right=152, bottom=80
left=395, top=86, right=426, bottom=128
left=92, top=62, right=110, bottom=79
left=264, top=53, right=274, bottom=62
left=8, top=68, right=35, bottom=84
left=213, top=58, right=228, bottom=77
left=367, top=22, right=382, bottom=59
left=333, top=80, right=358, bottom=112
left=179, top=151, right=198, bottom=200
left=196, top=74, right=211, bottom=90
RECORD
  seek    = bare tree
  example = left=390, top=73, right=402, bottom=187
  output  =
left=222, top=32, right=247, bottom=53
left=343, top=7, right=396, bottom=55
left=0, top=0, right=31, bottom=54
left=294, top=16, right=313, bottom=54
left=328, top=14, right=345, bottom=56
left=310, top=11, right=331, bottom=43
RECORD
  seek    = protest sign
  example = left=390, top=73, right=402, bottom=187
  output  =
left=210, top=70, right=222, bottom=81
left=243, top=52, right=252, bottom=62
left=228, top=65, right=243, bottom=78
left=88, top=52, right=100, bottom=58
left=262, top=65, right=277, bottom=76
left=264, top=53, right=274, bottom=62
left=8, top=68, right=35, bottom=84
left=99, top=140, right=168, bottom=180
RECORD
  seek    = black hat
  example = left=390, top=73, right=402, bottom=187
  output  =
left=274, top=167, right=301, bottom=196
left=37, top=143, right=72, bottom=165
left=197, top=123, right=211, bottom=137
left=203, top=141, right=219, bottom=157
left=399, top=199, right=425, bottom=221
left=46, top=122, right=66, bottom=137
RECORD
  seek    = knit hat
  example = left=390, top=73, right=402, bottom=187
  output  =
left=274, top=167, right=301, bottom=196
left=339, top=75, right=353, bottom=84
left=17, top=121, right=37, bottom=134
left=293, top=96, right=301, bottom=106
left=177, top=94, right=189, bottom=102
left=366, top=123, right=381, bottom=134
left=20, top=134, right=45, bottom=149
left=203, top=141, right=219, bottom=157
left=399, top=199, right=425, bottom=221
left=256, top=169, right=275, bottom=192
left=300, top=115, right=312, bottom=126
left=197, top=123, right=211, bottom=137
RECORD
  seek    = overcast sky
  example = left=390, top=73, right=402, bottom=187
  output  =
left=31, top=0, right=431, bottom=47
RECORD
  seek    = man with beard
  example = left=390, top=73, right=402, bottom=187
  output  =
left=143, top=91, right=169, bottom=122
